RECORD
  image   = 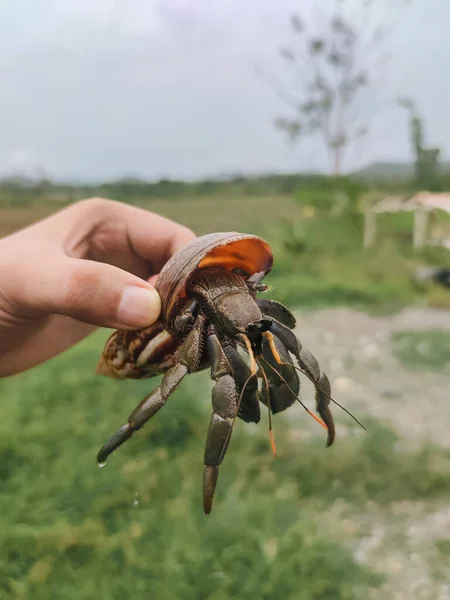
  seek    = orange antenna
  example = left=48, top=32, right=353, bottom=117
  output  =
left=263, top=332, right=283, bottom=365
left=240, top=334, right=257, bottom=376
left=257, top=359, right=277, bottom=458
left=239, top=334, right=277, bottom=458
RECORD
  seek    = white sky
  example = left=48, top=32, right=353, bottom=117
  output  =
left=0, top=0, right=447, bottom=182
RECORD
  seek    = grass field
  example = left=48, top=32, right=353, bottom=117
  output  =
left=1, top=329, right=450, bottom=599
left=392, top=329, right=450, bottom=374
left=0, top=195, right=293, bottom=239
left=1, top=193, right=449, bottom=598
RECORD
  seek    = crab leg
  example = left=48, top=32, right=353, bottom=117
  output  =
left=268, top=319, right=335, bottom=447
left=257, top=332, right=300, bottom=414
left=223, top=344, right=260, bottom=424
left=256, top=299, right=296, bottom=330
left=96, top=313, right=207, bottom=464
left=203, top=326, right=240, bottom=515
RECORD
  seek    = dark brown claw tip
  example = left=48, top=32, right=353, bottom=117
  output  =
left=96, top=423, right=133, bottom=464
left=317, top=409, right=335, bottom=448
left=324, top=416, right=336, bottom=447
left=203, top=465, right=219, bottom=515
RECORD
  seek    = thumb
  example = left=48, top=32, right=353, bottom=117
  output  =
left=10, top=257, right=162, bottom=329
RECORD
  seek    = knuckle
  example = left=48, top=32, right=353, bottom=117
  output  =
left=180, top=225, right=196, bottom=240
left=75, top=197, right=119, bottom=219
left=171, top=226, right=197, bottom=252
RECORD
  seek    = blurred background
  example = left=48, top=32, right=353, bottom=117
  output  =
left=0, top=1, right=449, bottom=598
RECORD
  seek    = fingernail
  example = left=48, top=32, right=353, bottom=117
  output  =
left=117, top=286, right=161, bottom=327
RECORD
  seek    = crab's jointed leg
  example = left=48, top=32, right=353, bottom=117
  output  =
left=257, top=331, right=300, bottom=414
left=223, top=344, right=260, bottom=424
left=268, top=318, right=335, bottom=447
left=256, top=299, right=296, bottom=329
left=203, top=325, right=241, bottom=515
left=172, top=297, right=199, bottom=334
left=96, top=313, right=207, bottom=464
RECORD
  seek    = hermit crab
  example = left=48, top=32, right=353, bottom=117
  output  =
left=96, top=232, right=337, bottom=514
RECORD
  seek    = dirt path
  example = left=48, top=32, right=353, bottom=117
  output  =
left=293, top=307, right=450, bottom=449
left=292, top=307, right=450, bottom=600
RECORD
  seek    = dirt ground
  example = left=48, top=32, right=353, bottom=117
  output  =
left=294, top=306, right=450, bottom=449
left=292, top=307, right=450, bottom=600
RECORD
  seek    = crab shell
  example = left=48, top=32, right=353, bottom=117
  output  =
left=97, top=232, right=273, bottom=379
left=156, top=231, right=273, bottom=333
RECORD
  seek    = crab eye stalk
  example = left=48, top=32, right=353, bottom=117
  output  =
left=246, top=319, right=272, bottom=338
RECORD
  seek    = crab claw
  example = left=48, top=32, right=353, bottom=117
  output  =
left=203, top=466, right=219, bottom=515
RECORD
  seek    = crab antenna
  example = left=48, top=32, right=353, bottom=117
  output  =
left=280, top=362, right=366, bottom=431
left=256, top=357, right=277, bottom=459
left=239, top=334, right=257, bottom=375
left=260, top=357, right=329, bottom=432
left=238, top=334, right=277, bottom=458
left=263, top=332, right=332, bottom=431
left=263, top=332, right=283, bottom=365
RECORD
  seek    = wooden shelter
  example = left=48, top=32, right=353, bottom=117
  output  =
left=363, top=192, right=450, bottom=250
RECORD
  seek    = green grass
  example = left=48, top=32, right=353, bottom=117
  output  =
left=1, top=332, right=450, bottom=599
left=392, top=330, right=450, bottom=373
left=1, top=183, right=449, bottom=597
left=436, top=538, right=450, bottom=557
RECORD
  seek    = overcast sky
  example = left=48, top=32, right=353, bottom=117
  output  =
left=0, top=0, right=448, bottom=182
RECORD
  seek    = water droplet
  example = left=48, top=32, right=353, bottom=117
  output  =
left=98, top=461, right=107, bottom=468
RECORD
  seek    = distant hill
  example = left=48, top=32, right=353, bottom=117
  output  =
left=352, top=161, right=450, bottom=181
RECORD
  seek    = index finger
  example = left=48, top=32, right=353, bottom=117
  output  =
left=129, top=207, right=197, bottom=270
left=70, top=198, right=197, bottom=277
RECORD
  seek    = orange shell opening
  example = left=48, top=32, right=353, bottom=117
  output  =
left=158, top=233, right=273, bottom=329
left=197, top=237, right=272, bottom=275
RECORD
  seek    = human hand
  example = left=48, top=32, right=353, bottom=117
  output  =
left=0, top=198, right=196, bottom=376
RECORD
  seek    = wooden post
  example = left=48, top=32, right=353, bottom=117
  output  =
left=363, top=205, right=376, bottom=248
left=413, top=208, right=429, bottom=249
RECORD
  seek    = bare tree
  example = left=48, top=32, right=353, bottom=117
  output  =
left=269, top=0, right=412, bottom=176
